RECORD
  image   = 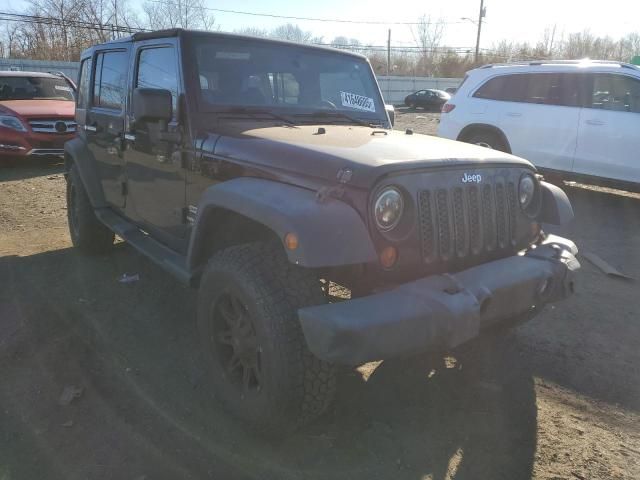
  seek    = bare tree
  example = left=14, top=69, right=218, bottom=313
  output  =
left=143, top=0, right=215, bottom=30
left=411, top=14, right=445, bottom=76
left=271, top=23, right=314, bottom=43
left=234, top=27, right=269, bottom=38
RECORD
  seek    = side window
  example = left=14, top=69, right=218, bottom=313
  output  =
left=93, top=50, right=128, bottom=110
left=521, top=73, right=580, bottom=106
left=136, top=47, right=179, bottom=114
left=77, top=58, right=92, bottom=109
left=588, top=74, right=640, bottom=113
left=474, top=74, right=528, bottom=102
left=473, top=75, right=508, bottom=100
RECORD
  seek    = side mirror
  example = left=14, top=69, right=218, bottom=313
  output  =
left=385, top=104, right=395, bottom=127
left=132, top=88, right=172, bottom=125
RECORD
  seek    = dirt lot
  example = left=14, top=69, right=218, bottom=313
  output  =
left=1, top=112, right=639, bottom=479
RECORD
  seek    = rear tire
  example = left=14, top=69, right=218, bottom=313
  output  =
left=66, top=164, right=114, bottom=254
left=197, top=242, right=336, bottom=434
left=465, top=131, right=509, bottom=153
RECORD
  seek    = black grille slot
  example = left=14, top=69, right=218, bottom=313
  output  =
left=495, top=183, right=507, bottom=248
left=482, top=184, right=496, bottom=251
left=452, top=188, right=467, bottom=257
left=436, top=189, right=452, bottom=260
left=418, top=190, right=435, bottom=260
left=507, top=182, right=518, bottom=245
left=468, top=185, right=481, bottom=254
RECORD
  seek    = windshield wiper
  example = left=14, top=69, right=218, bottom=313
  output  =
left=217, top=107, right=296, bottom=126
left=295, top=110, right=381, bottom=128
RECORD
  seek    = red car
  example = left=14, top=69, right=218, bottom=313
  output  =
left=0, top=71, right=76, bottom=160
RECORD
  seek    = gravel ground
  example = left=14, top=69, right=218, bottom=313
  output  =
left=1, top=128, right=639, bottom=479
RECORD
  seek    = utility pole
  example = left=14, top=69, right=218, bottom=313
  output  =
left=387, top=28, right=391, bottom=76
left=474, top=0, right=486, bottom=63
left=387, top=28, right=391, bottom=99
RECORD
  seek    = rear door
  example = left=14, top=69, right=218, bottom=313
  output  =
left=573, top=72, right=640, bottom=184
left=123, top=40, right=186, bottom=246
left=476, top=72, right=581, bottom=172
left=85, top=49, right=130, bottom=208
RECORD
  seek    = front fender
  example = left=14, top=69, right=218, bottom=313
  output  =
left=187, top=177, right=377, bottom=269
left=537, top=181, right=574, bottom=225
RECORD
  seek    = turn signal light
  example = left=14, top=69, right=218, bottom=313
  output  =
left=441, top=103, right=456, bottom=113
left=284, top=232, right=299, bottom=250
left=379, top=246, right=398, bottom=268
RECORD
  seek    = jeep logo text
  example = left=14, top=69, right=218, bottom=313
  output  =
left=462, top=173, right=482, bottom=183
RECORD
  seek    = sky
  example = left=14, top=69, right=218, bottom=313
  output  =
left=7, top=0, right=640, bottom=50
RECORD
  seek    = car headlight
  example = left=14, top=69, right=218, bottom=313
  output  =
left=374, top=187, right=404, bottom=231
left=519, top=174, right=536, bottom=210
left=0, top=115, right=27, bottom=132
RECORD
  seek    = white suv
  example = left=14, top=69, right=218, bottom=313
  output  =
left=438, top=60, right=640, bottom=190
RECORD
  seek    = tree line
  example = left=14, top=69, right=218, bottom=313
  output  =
left=2, top=2, right=639, bottom=78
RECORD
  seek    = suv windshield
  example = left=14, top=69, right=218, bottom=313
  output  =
left=0, top=75, right=74, bottom=101
left=192, top=37, right=387, bottom=125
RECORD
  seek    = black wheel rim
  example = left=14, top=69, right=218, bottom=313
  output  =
left=210, top=292, right=262, bottom=394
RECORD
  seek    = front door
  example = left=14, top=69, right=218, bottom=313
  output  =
left=86, top=49, right=129, bottom=208
left=123, top=41, right=186, bottom=246
left=573, top=73, right=640, bottom=184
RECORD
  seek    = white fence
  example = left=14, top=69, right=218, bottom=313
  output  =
left=0, top=58, right=463, bottom=104
left=0, top=58, right=80, bottom=80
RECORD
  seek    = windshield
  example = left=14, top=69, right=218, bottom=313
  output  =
left=193, top=38, right=386, bottom=124
left=0, top=76, right=74, bottom=101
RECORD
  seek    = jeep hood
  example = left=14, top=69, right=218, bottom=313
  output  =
left=212, top=124, right=533, bottom=188
left=0, top=100, right=75, bottom=118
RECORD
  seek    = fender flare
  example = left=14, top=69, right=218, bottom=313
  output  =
left=64, top=137, right=107, bottom=208
left=457, top=123, right=512, bottom=153
left=186, top=177, right=377, bottom=270
left=538, top=181, right=574, bottom=225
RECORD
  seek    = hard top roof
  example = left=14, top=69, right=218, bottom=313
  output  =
left=83, top=28, right=366, bottom=60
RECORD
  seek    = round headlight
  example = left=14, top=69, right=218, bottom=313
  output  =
left=374, top=187, right=404, bottom=231
left=519, top=174, right=536, bottom=210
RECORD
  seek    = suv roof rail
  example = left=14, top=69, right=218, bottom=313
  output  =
left=480, top=59, right=639, bottom=70
left=48, top=70, right=77, bottom=90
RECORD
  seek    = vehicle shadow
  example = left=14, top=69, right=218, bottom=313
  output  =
left=530, top=185, right=640, bottom=413
left=0, top=244, right=537, bottom=480
left=0, top=157, right=65, bottom=182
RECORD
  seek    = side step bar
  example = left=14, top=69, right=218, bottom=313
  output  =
left=94, top=208, right=193, bottom=286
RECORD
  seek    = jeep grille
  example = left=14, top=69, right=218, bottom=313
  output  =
left=418, top=181, right=519, bottom=263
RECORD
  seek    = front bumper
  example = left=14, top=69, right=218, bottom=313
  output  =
left=299, top=235, right=579, bottom=366
left=0, top=127, right=74, bottom=158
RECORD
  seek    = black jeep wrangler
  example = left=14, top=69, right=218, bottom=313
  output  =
left=65, top=29, right=579, bottom=433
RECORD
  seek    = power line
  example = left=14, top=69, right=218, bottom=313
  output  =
left=0, top=11, right=478, bottom=53
left=144, top=0, right=468, bottom=26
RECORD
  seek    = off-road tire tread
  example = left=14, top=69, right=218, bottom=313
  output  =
left=67, top=164, right=114, bottom=254
left=200, top=242, right=336, bottom=433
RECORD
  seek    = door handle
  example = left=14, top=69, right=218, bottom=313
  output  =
left=84, top=124, right=97, bottom=132
left=507, top=112, right=522, bottom=117
left=585, top=119, right=605, bottom=126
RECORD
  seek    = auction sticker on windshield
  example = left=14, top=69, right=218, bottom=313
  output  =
left=340, top=91, right=375, bottom=112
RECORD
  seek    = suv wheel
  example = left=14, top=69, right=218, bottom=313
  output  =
left=66, top=164, right=114, bottom=253
left=197, top=242, right=336, bottom=434
left=466, top=131, right=508, bottom=152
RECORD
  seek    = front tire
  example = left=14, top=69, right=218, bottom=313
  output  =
left=66, top=164, right=114, bottom=254
left=197, top=242, right=336, bottom=434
